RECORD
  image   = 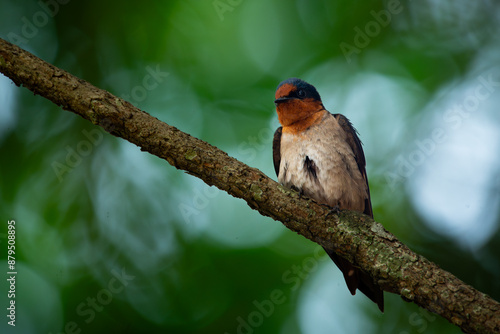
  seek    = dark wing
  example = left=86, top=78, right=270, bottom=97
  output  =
left=272, top=127, right=283, bottom=177
left=334, top=114, right=373, bottom=218
left=332, top=113, right=383, bottom=312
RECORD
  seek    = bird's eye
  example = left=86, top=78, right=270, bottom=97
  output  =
left=297, top=89, right=306, bottom=98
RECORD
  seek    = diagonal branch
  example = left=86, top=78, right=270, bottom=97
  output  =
left=0, top=38, right=498, bottom=334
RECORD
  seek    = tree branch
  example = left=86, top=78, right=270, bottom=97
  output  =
left=1, top=38, right=499, bottom=334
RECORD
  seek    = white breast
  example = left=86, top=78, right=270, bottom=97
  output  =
left=278, top=113, right=368, bottom=211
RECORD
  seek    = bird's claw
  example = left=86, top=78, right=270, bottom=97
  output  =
left=323, top=204, right=340, bottom=218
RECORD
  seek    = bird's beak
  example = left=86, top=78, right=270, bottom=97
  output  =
left=274, top=97, right=291, bottom=105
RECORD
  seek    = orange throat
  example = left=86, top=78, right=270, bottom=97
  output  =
left=279, top=108, right=327, bottom=134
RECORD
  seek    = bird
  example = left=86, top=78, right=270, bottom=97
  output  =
left=272, top=77, right=384, bottom=312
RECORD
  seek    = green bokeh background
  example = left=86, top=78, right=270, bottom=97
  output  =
left=1, top=1, right=499, bottom=333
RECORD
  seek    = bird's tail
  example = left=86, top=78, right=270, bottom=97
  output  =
left=324, top=247, right=384, bottom=312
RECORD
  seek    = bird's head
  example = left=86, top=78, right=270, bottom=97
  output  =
left=274, top=78, right=325, bottom=128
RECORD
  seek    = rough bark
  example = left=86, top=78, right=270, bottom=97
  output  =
left=1, top=38, right=499, bottom=333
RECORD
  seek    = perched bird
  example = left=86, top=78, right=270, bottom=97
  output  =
left=272, top=78, right=384, bottom=312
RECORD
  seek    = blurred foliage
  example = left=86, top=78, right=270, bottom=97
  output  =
left=1, top=0, right=500, bottom=333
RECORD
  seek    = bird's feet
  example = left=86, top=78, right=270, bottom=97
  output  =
left=290, top=186, right=305, bottom=199
left=322, top=204, right=340, bottom=218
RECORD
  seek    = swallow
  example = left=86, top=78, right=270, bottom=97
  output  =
left=272, top=78, right=384, bottom=312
